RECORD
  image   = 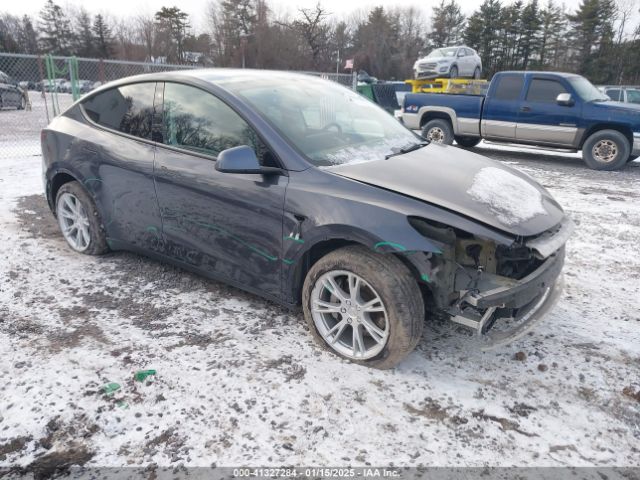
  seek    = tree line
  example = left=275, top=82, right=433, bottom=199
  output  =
left=1, top=0, right=639, bottom=84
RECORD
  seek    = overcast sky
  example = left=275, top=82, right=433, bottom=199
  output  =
left=4, top=0, right=590, bottom=32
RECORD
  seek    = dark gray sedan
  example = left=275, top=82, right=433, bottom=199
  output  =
left=41, top=69, right=571, bottom=368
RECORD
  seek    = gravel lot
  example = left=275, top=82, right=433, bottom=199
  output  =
left=0, top=140, right=639, bottom=474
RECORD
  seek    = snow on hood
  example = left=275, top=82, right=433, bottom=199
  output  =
left=467, top=167, right=547, bottom=226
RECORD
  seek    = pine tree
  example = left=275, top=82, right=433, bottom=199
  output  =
left=18, top=15, right=39, bottom=54
left=74, top=9, right=95, bottom=57
left=39, top=0, right=74, bottom=54
left=567, top=0, right=617, bottom=80
left=464, top=0, right=502, bottom=76
left=154, top=7, right=191, bottom=63
left=429, top=0, right=465, bottom=48
left=518, top=0, right=542, bottom=69
left=93, top=14, right=113, bottom=58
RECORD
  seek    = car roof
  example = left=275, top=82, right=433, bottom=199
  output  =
left=85, top=68, right=334, bottom=96
left=498, top=71, right=580, bottom=78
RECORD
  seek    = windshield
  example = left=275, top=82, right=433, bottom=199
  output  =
left=224, top=76, right=420, bottom=167
left=568, top=76, right=609, bottom=102
left=427, top=48, right=458, bottom=58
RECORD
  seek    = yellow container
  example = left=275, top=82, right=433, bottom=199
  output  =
left=405, top=78, right=488, bottom=95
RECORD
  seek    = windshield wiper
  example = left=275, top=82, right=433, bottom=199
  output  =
left=385, top=141, right=430, bottom=159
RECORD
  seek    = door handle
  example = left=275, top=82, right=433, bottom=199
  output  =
left=520, top=106, right=531, bottom=112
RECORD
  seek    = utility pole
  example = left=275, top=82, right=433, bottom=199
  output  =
left=336, top=50, right=340, bottom=74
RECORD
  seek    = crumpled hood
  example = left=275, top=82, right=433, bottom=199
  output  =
left=329, top=143, right=565, bottom=237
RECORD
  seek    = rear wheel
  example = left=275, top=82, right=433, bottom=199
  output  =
left=422, top=119, right=454, bottom=145
left=55, top=181, right=109, bottom=255
left=582, top=130, right=630, bottom=170
left=455, top=136, right=481, bottom=148
left=449, top=66, right=458, bottom=79
left=302, top=246, right=424, bottom=369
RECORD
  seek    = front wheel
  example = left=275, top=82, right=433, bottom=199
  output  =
left=449, top=66, right=458, bottom=79
left=455, top=136, right=481, bottom=148
left=422, top=119, right=454, bottom=145
left=55, top=181, right=109, bottom=255
left=302, top=246, right=424, bottom=369
left=582, top=130, right=630, bottom=170
left=473, top=67, right=481, bottom=79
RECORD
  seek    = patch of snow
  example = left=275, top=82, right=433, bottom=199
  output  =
left=467, top=166, right=547, bottom=226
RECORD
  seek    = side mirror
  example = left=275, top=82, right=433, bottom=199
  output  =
left=215, top=145, right=281, bottom=175
left=556, top=93, right=574, bottom=106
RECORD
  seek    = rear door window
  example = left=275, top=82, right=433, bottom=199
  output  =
left=526, top=79, right=568, bottom=103
left=493, top=75, right=524, bottom=101
left=605, top=89, right=622, bottom=101
left=82, top=82, right=156, bottom=139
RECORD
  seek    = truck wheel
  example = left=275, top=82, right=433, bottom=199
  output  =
left=582, top=130, right=630, bottom=170
left=422, top=119, right=454, bottom=145
left=449, top=66, right=458, bottom=79
left=302, top=245, right=424, bottom=370
left=55, top=181, right=109, bottom=255
left=455, top=136, right=481, bottom=148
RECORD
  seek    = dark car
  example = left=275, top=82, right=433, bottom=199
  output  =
left=0, top=70, right=26, bottom=110
left=41, top=70, right=571, bottom=368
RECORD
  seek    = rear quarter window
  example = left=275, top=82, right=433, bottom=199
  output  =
left=82, top=82, right=156, bottom=140
left=493, top=75, right=524, bottom=101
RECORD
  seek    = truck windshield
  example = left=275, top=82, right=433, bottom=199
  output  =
left=224, top=76, right=421, bottom=168
left=568, top=76, right=609, bottom=102
left=427, top=48, right=458, bottom=58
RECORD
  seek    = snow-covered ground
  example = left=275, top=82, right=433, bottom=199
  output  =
left=0, top=144, right=639, bottom=473
left=0, top=92, right=75, bottom=158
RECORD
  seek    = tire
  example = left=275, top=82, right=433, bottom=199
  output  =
left=628, top=155, right=638, bottom=163
left=581, top=130, right=630, bottom=170
left=473, top=67, right=481, bottom=79
left=455, top=136, right=481, bottom=148
left=302, top=245, right=424, bottom=369
left=17, top=95, right=25, bottom=110
left=449, top=66, right=458, bottom=79
left=55, top=181, right=109, bottom=255
left=422, top=118, right=454, bottom=145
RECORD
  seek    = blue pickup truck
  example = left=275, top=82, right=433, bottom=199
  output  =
left=401, top=71, right=640, bottom=170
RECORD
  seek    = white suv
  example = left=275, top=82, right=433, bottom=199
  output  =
left=413, top=46, right=482, bottom=80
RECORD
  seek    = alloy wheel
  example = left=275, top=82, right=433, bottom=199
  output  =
left=57, top=192, right=91, bottom=252
left=310, top=270, right=390, bottom=360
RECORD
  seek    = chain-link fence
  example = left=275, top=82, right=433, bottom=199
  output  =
left=0, top=53, right=355, bottom=159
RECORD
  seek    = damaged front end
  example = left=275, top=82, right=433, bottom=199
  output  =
left=405, top=216, right=573, bottom=348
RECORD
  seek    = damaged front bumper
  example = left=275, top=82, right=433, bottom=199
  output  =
left=450, top=248, right=565, bottom=349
